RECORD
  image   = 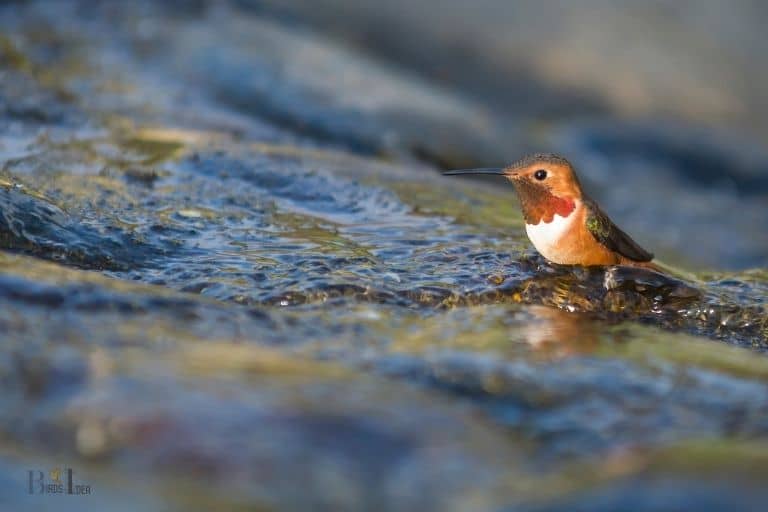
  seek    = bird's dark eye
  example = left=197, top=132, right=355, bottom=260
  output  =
left=534, top=169, right=547, bottom=180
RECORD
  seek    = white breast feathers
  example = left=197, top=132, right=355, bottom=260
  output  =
left=525, top=211, right=577, bottom=262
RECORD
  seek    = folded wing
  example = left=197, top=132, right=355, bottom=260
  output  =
left=584, top=198, right=654, bottom=262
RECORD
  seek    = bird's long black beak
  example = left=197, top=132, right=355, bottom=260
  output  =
left=442, top=168, right=506, bottom=176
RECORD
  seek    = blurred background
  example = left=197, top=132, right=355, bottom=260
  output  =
left=250, top=0, right=768, bottom=135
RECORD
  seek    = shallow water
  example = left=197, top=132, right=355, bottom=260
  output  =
left=1, top=1, right=767, bottom=511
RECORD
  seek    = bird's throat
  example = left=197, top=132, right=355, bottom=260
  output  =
left=514, top=181, right=576, bottom=224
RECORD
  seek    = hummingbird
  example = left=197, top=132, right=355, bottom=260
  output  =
left=443, top=153, right=655, bottom=267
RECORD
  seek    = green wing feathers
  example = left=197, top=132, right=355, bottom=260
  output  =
left=585, top=199, right=654, bottom=262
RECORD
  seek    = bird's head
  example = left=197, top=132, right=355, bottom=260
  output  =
left=443, top=153, right=583, bottom=224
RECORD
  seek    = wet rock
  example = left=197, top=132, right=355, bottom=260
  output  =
left=0, top=256, right=523, bottom=511
left=528, top=477, right=768, bottom=512
left=1, top=254, right=768, bottom=511
left=373, top=349, right=768, bottom=461
left=0, top=182, right=169, bottom=270
left=0, top=0, right=512, bottom=167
